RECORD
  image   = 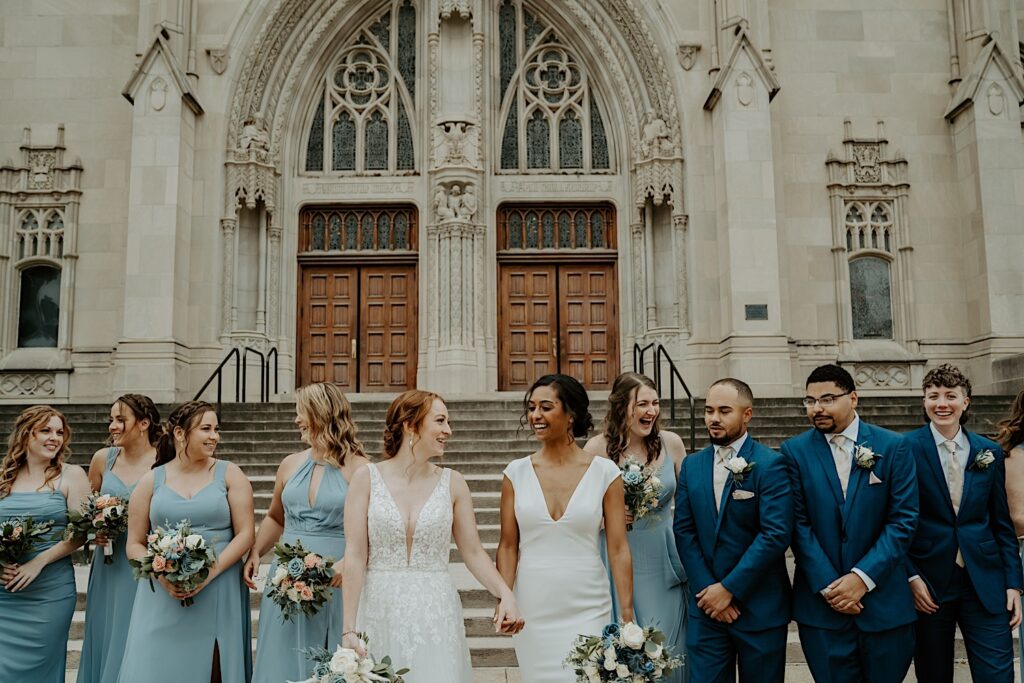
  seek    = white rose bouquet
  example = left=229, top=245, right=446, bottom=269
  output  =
left=564, top=621, right=683, bottom=683
left=129, top=519, right=217, bottom=606
left=267, top=539, right=335, bottom=622
left=63, top=492, right=129, bottom=564
left=620, top=456, right=663, bottom=530
left=291, top=634, right=409, bottom=683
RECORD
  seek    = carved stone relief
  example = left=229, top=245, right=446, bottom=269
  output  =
left=206, top=48, right=229, bottom=75
left=852, top=363, right=911, bottom=389
left=432, top=120, right=480, bottom=169
left=433, top=182, right=478, bottom=222
left=852, top=143, right=881, bottom=183
left=677, top=43, right=700, bottom=71
left=736, top=72, right=754, bottom=106
left=150, top=77, right=167, bottom=112
left=26, top=151, right=56, bottom=191
left=439, top=0, right=472, bottom=21
left=987, top=83, right=1005, bottom=116
left=0, top=373, right=55, bottom=397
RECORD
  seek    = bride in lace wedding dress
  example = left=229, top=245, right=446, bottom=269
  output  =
left=342, top=390, right=524, bottom=682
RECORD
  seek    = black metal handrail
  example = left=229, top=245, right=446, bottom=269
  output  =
left=242, top=347, right=266, bottom=402
left=193, top=347, right=240, bottom=411
left=633, top=342, right=697, bottom=452
left=266, top=347, right=279, bottom=397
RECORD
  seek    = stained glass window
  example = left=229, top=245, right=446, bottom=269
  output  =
left=398, top=1, right=416, bottom=99
left=498, top=204, right=615, bottom=251
left=328, top=215, right=342, bottom=250
left=311, top=214, right=325, bottom=250
left=501, top=99, right=520, bottom=169
left=365, top=111, right=389, bottom=170
left=332, top=113, right=356, bottom=171
left=559, top=111, right=583, bottom=169
left=305, top=101, right=325, bottom=171
left=850, top=257, right=894, bottom=340
left=527, top=111, right=550, bottom=169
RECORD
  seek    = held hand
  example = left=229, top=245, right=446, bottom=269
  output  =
left=711, top=604, right=741, bottom=623
left=92, top=533, right=110, bottom=548
left=619, top=607, right=635, bottom=624
left=242, top=553, right=260, bottom=591
left=341, top=631, right=367, bottom=657
left=624, top=511, right=635, bottom=526
left=825, top=573, right=868, bottom=612
left=910, top=578, right=939, bottom=614
left=696, top=583, right=734, bottom=617
left=1007, top=590, right=1022, bottom=629
left=157, top=576, right=196, bottom=601
left=4, top=556, right=45, bottom=592
left=493, top=595, right=525, bottom=634
left=329, top=558, right=345, bottom=588
left=1, top=563, right=17, bottom=584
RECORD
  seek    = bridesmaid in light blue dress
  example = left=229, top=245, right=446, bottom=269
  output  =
left=248, top=382, right=369, bottom=683
left=0, top=406, right=90, bottom=682
left=78, top=394, right=160, bottom=683
left=117, top=400, right=255, bottom=683
left=587, top=372, right=689, bottom=682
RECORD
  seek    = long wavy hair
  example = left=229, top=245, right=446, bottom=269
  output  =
left=0, top=406, right=72, bottom=498
left=602, top=372, right=662, bottom=465
left=154, top=400, right=216, bottom=468
left=996, top=389, right=1024, bottom=455
left=382, top=390, right=444, bottom=459
left=296, top=382, right=365, bottom=467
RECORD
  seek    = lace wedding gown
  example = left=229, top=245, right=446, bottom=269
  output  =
left=357, top=464, right=473, bottom=682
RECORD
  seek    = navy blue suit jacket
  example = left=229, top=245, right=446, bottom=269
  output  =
left=905, top=425, right=1023, bottom=613
left=673, top=435, right=793, bottom=631
left=783, top=421, right=919, bottom=632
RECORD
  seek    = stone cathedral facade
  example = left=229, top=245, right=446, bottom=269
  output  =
left=1, top=0, right=1023, bottom=403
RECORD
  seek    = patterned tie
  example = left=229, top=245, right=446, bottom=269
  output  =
left=714, top=446, right=735, bottom=511
left=831, top=434, right=852, bottom=498
left=944, top=439, right=965, bottom=567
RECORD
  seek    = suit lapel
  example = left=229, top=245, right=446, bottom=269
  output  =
left=959, top=431, right=981, bottom=519
left=810, top=430, right=844, bottom=508
left=697, top=447, right=716, bottom=525
left=917, top=428, right=956, bottom=520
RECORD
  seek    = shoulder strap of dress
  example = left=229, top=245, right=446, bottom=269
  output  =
left=106, top=446, right=120, bottom=470
left=153, top=465, right=166, bottom=488
left=214, top=459, right=228, bottom=483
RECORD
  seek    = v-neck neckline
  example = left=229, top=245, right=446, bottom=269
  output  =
left=374, top=464, right=445, bottom=565
left=529, top=456, right=597, bottom=523
left=163, top=464, right=218, bottom=502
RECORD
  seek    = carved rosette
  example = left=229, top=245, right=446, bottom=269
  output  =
left=220, top=218, right=237, bottom=334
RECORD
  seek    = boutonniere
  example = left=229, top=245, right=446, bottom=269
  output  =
left=853, top=444, right=881, bottom=471
left=973, top=449, right=995, bottom=470
left=724, top=456, right=755, bottom=484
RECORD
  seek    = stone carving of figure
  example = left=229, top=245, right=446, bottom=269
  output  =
left=641, top=115, right=673, bottom=158
left=446, top=184, right=464, bottom=218
left=240, top=118, right=270, bottom=152
left=435, top=187, right=455, bottom=220
left=457, top=184, right=478, bottom=221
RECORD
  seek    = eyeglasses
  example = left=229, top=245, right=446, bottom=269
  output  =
left=801, top=392, right=851, bottom=408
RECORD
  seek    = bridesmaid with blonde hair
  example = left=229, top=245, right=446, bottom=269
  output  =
left=247, top=382, right=369, bottom=683
left=0, top=405, right=90, bottom=682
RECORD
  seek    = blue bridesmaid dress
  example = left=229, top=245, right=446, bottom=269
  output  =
left=0, top=470, right=76, bottom=682
left=117, top=460, right=252, bottom=683
left=253, top=455, right=348, bottom=683
left=78, top=447, right=140, bottom=683
left=602, top=454, right=689, bottom=682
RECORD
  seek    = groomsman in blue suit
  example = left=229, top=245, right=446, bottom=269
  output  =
left=783, top=364, right=919, bottom=683
left=906, top=364, right=1022, bottom=681
left=674, top=378, right=793, bottom=683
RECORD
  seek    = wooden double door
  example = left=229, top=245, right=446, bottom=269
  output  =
left=298, top=264, right=417, bottom=392
left=498, top=262, right=619, bottom=390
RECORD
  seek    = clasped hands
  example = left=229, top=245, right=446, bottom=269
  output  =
left=696, top=582, right=740, bottom=623
left=823, top=572, right=867, bottom=615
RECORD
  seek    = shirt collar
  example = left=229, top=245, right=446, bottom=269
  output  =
left=831, top=414, right=860, bottom=446
left=929, top=422, right=969, bottom=452
left=715, top=432, right=748, bottom=460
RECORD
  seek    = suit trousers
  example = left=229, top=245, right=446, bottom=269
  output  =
left=914, top=565, right=1014, bottom=683
left=685, top=611, right=786, bottom=683
left=798, top=620, right=914, bottom=683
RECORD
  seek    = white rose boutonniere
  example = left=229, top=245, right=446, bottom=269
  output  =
left=853, top=444, right=880, bottom=471
left=724, top=456, right=755, bottom=484
left=973, top=449, right=996, bottom=470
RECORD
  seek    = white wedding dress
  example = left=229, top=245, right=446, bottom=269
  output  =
left=505, top=455, right=622, bottom=682
left=357, top=464, right=473, bottom=682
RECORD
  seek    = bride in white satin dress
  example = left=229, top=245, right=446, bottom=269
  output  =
left=498, top=375, right=635, bottom=682
left=342, top=390, right=523, bottom=682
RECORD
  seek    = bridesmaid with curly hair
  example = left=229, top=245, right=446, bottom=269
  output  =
left=0, top=405, right=90, bottom=682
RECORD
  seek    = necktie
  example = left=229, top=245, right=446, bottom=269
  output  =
left=831, top=434, right=852, bottom=498
left=713, top=446, right=735, bottom=511
left=944, top=439, right=965, bottom=567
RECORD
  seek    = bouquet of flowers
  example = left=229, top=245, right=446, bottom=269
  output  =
left=620, top=456, right=663, bottom=530
left=128, top=519, right=217, bottom=606
left=565, top=621, right=683, bottom=683
left=0, top=517, right=55, bottom=566
left=268, top=539, right=335, bottom=621
left=292, top=634, right=409, bottom=683
left=64, top=492, right=129, bottom=564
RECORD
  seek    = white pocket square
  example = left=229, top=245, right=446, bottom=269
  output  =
left=869, top=472, right=883, bottom=485
left=732, top=489, right=756, bottom=500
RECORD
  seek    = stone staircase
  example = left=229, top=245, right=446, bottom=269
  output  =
left=0, top=394, right=1017, bottom=679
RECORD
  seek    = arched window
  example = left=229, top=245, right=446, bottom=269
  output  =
left=497, top=0, right=611, bottom=173
left=17, top=265, right=61, bottom=348
left=304, top=0, right=418, bottom=174
left=845, top=201, right=895, bottom=340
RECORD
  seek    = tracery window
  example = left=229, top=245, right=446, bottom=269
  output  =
left=304, top=0, right=418, bottom=174
left=497, top=0, right=611, bottom=173
left=845, top=202, right=894, bottom=340
left=14, top=210, right=65, bottom=348
left=299, top=205, right=418, bottom=252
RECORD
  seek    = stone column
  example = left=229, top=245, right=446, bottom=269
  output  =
left=219, top=217, right=237, bottom=336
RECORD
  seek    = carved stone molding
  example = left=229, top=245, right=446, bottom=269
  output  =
left=206, top=48, right=229, bottom=75
left=851, top=363, right=911, bottom=390
left=826, top=120, right=909, bottom=192
left=219, top=218, right=237, bottom=334
left=426, top=220, right=485, bottom=350
left=677, top=43, right=700, bottom=71
left=439, top=0, right=471, bottom=21
left=0, top=373, right=55, bottom=398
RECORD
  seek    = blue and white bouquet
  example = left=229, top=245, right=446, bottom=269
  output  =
left=620, top=456, right=663, bottom=530
left=129, top=519, right=217, bottom=607
left=291, top=635, right=409, bottom=682
left=267, top=539, right=335, bottom=622
left=564, top=621, right=683, bottom=682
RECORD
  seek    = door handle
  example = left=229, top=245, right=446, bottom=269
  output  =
left=552, top=335, right=558, bottom=359
left=351, top=338, right=357, bottom=359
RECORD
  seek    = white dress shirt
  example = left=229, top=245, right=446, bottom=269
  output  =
left=713, top=432, right=749, bottom=512
left=825, top=415, right=877, bottom=592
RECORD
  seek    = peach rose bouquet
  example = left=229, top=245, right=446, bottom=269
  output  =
left=63, top=492, right=129, bottom=564
left=0, top=516, right=56, bottom=567
left=129, top=519, right=217, bottom=606
left=268, top=539, right=335, bottom=622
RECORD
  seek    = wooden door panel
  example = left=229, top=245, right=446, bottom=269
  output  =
left=499, top=265, right=557, bottom=390
left=359, top=266, right=416, bottom=392
left=298, top=267, right=357, bottom=389
left=559, top=264, right=618, bottom=389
